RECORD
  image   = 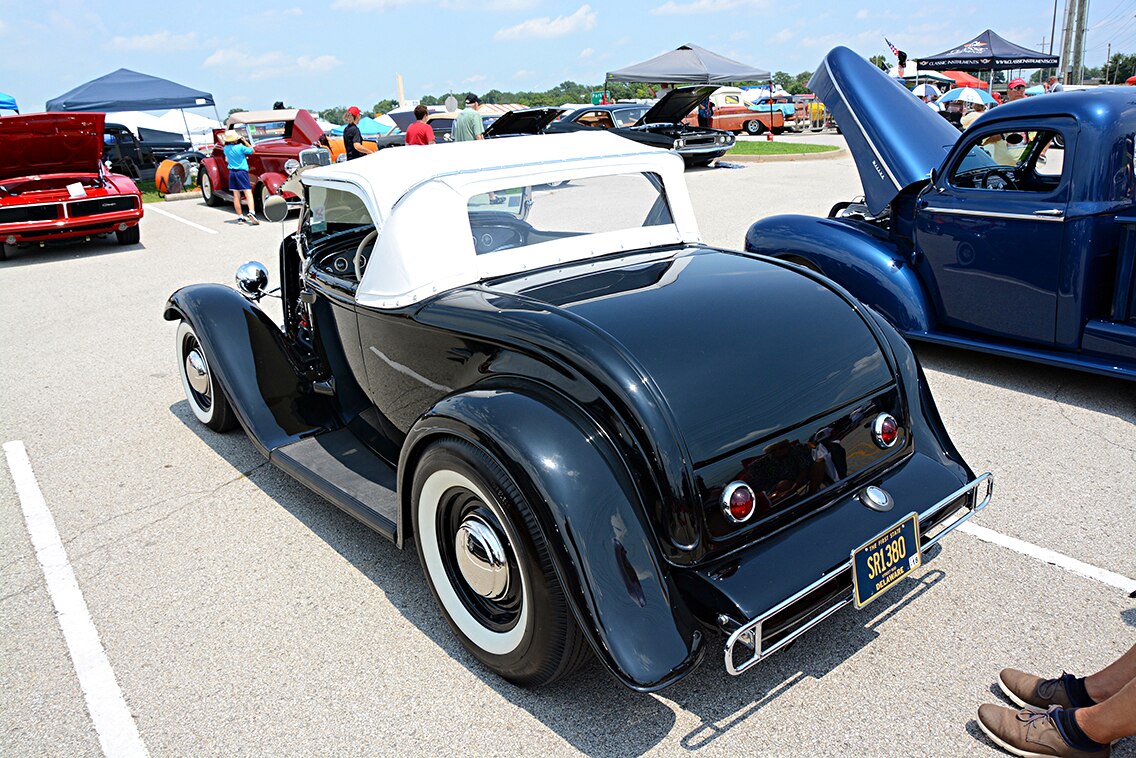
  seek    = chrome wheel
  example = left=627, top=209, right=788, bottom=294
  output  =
left=412, top=439, right=590, bottom=686
left=175, top=321, right=236, bottom=432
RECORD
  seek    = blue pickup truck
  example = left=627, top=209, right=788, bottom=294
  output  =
left=746, top=47, right=1136, bottom=381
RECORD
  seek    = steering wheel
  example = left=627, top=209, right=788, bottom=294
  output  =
left=982, top=169, right=1018, bottom=191
left=354, top=228, right=377, bottom=282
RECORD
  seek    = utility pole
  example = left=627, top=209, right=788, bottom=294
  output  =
left=1060, top=0, right=1078, bottom=83
left=1104, top=42, right=1112, bottom=84
left=1072, top=0, right=1088, bottom=84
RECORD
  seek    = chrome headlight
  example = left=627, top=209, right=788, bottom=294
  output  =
left=284, top=158, right=300, bottom=175
left=674, top=138, right=685, bottom=149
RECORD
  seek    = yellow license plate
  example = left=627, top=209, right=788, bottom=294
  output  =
left=851, top=512, right=921, bottom=608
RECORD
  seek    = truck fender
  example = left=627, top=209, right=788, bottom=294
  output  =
left=164, top=284, right=334, bottom=455
left=746, top=214, right=934, bottom=333
left=400, top=388, right=704, bottom=691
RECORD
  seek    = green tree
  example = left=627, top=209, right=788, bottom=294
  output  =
left=371, top=99, right=398, bottom=115
left=320, top=106, right=347, bottom=124
left=869, top=54, right=888, bottom=71
left=227, top=107, right=243, bottom=117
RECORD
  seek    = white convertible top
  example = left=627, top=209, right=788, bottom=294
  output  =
left=300, top=132, right=703, bottom=308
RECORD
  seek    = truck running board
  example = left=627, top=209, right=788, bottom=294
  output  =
left=271, top=428, right=399, bottom=542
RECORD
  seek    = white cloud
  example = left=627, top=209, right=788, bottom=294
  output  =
left=110, top=31, right=197, bottom=51
left=494, top=4, right=597, bottom=41
left=296, top=55, right=342, bottom=73
left=857, top=9, right=868, bottom=18
left=650, top=0, right=764, bottom=15
left=513, top=69, right=534, bottom=79
left=579, top=47, right=594, bottom=58
left=729, top=30, right=749, bottom=41
left=331, top=0, right=424, bottom=8
left=463, top=73, right=487, bottom=83
left=444, top=0, right=538, bottom=7
left=203, top=49, right=342, bottom=81
left=772, top=28, right=793, bottom=43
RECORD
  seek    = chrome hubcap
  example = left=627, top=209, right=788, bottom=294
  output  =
left=454, top=514, right=510, bottom=600
left=185, top=348, right=210, bottom=395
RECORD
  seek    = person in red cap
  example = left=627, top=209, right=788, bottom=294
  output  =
left=342, top=106, right=364, bottom=160
left=1006, top=78, right=1028, bottom=103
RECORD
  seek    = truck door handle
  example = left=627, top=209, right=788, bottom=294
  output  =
left=1034, top=209, right=1064, bottom=217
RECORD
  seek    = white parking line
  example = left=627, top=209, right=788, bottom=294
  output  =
left=4, top=441, right=149, bottom=758
left=146, top=204, right=218, bottom=235
left=959, top=521, right=1136, bottom=594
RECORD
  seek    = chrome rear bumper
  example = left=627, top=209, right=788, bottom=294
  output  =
left=722, top=472, right=994, bottom=676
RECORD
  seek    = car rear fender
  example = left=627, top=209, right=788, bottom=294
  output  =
left=745, top=214, right=934, bottom=333
left=200, top=157, right=224, bottom=191
left=400, top=387, right=704, bottom=692
left=164, top=283, right=335, bottom=455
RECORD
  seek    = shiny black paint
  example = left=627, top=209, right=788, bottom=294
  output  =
left=176, top=232, right=977, bottom=690
left=163, top=285, right=336, bottom=454
left=400, top=389, right=704, bottom=691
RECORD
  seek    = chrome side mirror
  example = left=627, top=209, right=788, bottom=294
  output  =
left=263, top=194, right=289, bottom=224
left=235, top=261, right=269, bottom=301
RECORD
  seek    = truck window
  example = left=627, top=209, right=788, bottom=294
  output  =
left=950, top=128, right=1064, bottom=192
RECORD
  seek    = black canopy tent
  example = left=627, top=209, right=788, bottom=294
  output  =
left=918, top=29, right=1058, bottom=71
left=46, top=68, right=222, bottom=138
left=606, top=44, right=772, bottom=130
left=607, top=43, right=770, bottom=84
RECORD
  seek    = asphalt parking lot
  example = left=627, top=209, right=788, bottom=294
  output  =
left=2, top=139, right=1133, bottom=757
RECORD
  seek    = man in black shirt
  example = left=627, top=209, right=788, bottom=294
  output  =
left=343, top=106, right=364, bottom=160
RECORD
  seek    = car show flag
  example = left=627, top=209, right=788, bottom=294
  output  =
left=885, top=37, right=908, bottom=67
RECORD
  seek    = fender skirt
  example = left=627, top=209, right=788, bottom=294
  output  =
left=746, top=214, right=934, bottom=333
left=402, top=389, right=705, bottom=691
left=164, top=283, right=336, bottom=456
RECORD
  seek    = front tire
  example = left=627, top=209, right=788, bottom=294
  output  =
left=257, top=184, right=273, bottom=220
left=200, top=169, right=222, bottom=206
left=175, top=321, right=237, bottom=432
left=412, top=438, right=589, bottom=687
left=744, top=119, right=764, bottom=135
left=115, top=224, right=140, bottom=245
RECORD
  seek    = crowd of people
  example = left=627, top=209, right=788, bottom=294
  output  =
left=918, top=74, right=1067, bottom=129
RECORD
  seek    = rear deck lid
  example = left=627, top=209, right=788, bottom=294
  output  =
left=521, top=250, right=895, bottom=465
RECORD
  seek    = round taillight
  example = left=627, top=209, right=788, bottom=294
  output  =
left=721, top=481, right=756, bottom=523
left=873, top=413, right=899, bottom=448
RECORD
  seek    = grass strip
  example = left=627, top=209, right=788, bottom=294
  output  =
left=727, top=141, right=840, bottom=156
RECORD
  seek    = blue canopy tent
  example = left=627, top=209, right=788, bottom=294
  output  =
left=46, top=69, right=220, bottom=136
left=0, top=92, right=17, bottom=113
left=327, top=115, right=393, bottom=136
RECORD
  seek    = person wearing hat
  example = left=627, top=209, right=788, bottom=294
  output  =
left=1006, top=78, right=1028, bottom=103
left=342, top=106, right=364, bottom=160
left=223, top=128, right=258, bottom=225
left=452, top=94, right=485, bottom=142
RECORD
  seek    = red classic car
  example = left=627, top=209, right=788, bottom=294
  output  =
left=198, top=109, right=327, bottom=217
left=0, top=112, right=142, bottom=260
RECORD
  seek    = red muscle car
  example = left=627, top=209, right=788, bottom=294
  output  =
left=0, top=112, right=143, bottom=260
left=198, top=109, right=326, bottom=217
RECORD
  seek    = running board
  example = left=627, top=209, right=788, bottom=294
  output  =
left=271, top=428, right=399, bottom=542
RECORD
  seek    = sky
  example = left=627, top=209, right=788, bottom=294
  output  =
left=4, top=0, right=1136, bottom=116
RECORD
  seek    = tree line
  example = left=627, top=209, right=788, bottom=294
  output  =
left=234, top=51, right=1135, bottom=125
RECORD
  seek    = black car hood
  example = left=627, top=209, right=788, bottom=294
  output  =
left=808, top=46, right=960, bottom=214
left=486, top=107, right=564, bottom=137
left=510, top=250, right=894, bottom=464
left=638, top=86, right=718, bottom=126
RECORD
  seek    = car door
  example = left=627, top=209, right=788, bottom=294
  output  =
left=913, top=121, right=1075, bottom=346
